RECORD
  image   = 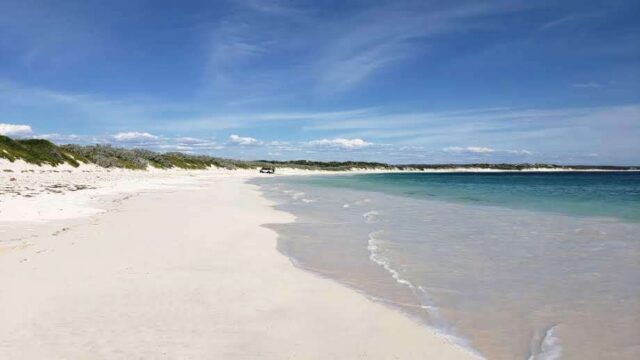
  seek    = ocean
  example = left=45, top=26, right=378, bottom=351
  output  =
left=250, top=172, right=640, bottom=360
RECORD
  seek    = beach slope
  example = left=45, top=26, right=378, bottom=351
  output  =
left=0, top=174, right=477, bottom=359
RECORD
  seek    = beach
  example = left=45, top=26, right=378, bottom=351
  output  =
left=2, top=0, right=637, bottom=357
left=0, top=164, right=477, bottom=359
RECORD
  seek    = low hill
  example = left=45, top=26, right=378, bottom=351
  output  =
left=1, top=135, right=637, bottom=171
left=0, top=136, right=87, bottom=167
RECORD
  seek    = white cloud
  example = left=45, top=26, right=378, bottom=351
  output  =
left=172, top=137, right=222, bottom=151
left=175, top=137, right=217, bottom=146
left=228, top=134, right=261, bottom=145
left=40, top=133, right=85, bottom=143
left=443, top=146, right=534, bottom=156
left=155, top=144, right=195, bottom=152
left=507, top=149, right=533, bottom=155
left=309, top=138, right=372, bottom=149
left=175, top=137, right=206, bottom=144
left=443, top=146, right=495, bottom=154
left=0, top=123, right=33, bottom=137
left=112, top=131, right=159, bottom=143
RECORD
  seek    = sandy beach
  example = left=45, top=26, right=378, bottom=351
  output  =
left=0, top=163, right=477, bottom=359
left=2, top=0, right=637, bottom=357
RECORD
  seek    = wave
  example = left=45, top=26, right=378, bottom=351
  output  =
left=354, top=198, right=372, bottom=205
left=362, top=210, right=380, bottom=223
left=281, top=188, right=314, bottom=203
left=366, top=230, right=479, bottom=357
left=528, top=325, right=562, bottom=360
left=367, top=230, right=412, bottom=287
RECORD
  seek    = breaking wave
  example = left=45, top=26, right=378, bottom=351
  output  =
left=528, top=325, right=562, bottom=360
left=366, top=230, right=479, bottom=357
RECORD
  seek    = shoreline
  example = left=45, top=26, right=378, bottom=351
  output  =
left=0, top=168, right=479, bottom=359
left=256, top=172, right=640, bottom=360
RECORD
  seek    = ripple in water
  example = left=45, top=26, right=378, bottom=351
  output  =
left=253, top=175, right=640, bottom=360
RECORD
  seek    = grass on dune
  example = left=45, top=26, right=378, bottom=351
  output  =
left=0, top=136, right=87, bottom=167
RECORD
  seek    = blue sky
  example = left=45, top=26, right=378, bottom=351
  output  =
left=0, top=0, right=639, bottom=164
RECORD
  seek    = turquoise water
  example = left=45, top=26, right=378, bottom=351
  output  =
left=291, top=172, right=640, bottom=222
left=254, top=172, right=640, bottom=360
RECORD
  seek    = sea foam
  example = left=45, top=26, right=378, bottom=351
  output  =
left=362, top=210, right=380, bottom=223
left=528, top=325, right=562, bottom=360
left=366, top=229, right=477, bottom=356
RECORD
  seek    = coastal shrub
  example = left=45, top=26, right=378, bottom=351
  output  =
left=2, top=135, right=637, bottom=171
left=0, top=136, right=82, bottom=167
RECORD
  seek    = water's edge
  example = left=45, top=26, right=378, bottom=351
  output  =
left=250, top=174, right=640, bottom=360
left=254, top=184, right=485, bottom=359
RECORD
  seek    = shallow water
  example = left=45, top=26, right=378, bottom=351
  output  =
left=287, top=172, right=640, bottom=222
left=252, top=172, right=640, bottom=360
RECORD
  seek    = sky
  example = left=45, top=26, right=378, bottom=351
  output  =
left=0, top=0, right=639, bottom=164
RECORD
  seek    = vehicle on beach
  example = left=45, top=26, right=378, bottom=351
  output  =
left=259, top=167, right=275, bottom=174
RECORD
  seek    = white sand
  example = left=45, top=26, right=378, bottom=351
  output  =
left=0, top=164, right=479, bottom=359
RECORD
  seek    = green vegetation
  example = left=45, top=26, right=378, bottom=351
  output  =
left=61, top=144, right=258, bottom=170
left=0, top=136, right=87, bottom=167
left=1, top=135, right=638, bottom=171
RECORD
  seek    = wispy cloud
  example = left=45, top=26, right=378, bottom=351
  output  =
left=443, top=146, right=495, bottom=154
left=158, top=108, right=374, bottom=132
left=202, top=1, right=312, bottom=104
left=540, top=12, right=600, bottom=31
left=234, top=0, right=307, bottom=18
left=40, top=133, right=87, bottom=143
left=200, top=1, right=536, bottom=100
left=38, top=131, right=223, bottom=154
left=443, top=146, right=532, bottom=155
left=175, top=137, right=216, bottom=146
left=315, top=2, right=528, bottom=93
left=0, top=81, right=185, bottom=131
left=572, top=82, right=602, bottom=88
left=308, top=138, right=372, bottom=150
